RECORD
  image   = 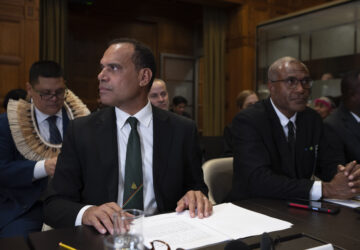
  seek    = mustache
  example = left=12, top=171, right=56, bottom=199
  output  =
left=99, top=83, right=113, bottom=91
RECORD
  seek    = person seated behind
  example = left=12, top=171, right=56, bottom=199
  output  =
left=323, top=70, right=360, bottom=171
left=313, top=96, right=335, bottom=119
left=44, top=38, right=212, bottom=235
left=228, top=56, right=360, bottom=202
left=171, top=95, right=191, bottom=119
left=2, top=88, right=27, bottom=111
left=0, top=61, right=89, bottom=238
left=223, top=90, right=259, bottom=156
left=148, top=78, right=169, bottom=110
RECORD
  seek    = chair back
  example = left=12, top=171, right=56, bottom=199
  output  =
left=202, top=157, right=233, bottom=204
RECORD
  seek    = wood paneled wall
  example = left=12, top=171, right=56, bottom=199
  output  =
left=0, top=0, right=39, bottom=113
left=66, top=1, right=201, bottom=111
left=0, top=0, right=336, bottom=128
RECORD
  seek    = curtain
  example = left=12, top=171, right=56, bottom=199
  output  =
left=203, top=7, right=226, bottom=136
left=40, top=0, right=66, bottom=69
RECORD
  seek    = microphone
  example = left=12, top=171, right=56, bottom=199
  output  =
left=224, top=239, right=251, bottom=250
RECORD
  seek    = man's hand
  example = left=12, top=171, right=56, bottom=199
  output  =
left=44, top=157, right=57, bottom=177
left=323, top=161, right=360, bottom=199
left=175, top=190, right=212, bottom=218
left=82, top=202, right=122, bottom=235
left=337, top=161, right=360, bottom=194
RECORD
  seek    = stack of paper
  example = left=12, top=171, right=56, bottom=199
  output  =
left=143, top=203, right=292, bottom=249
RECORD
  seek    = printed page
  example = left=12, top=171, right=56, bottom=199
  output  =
left=143, top=203, right=292, bottom=249
left=143, top=212, right=230, bottom=249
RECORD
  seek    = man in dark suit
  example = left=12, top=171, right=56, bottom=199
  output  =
left=0, top=61, right=89, bottom=238
left=229, top=57, right=360, bottom=201
left=44, top=38, right=212, bottom=235
left=323, top=70, right=360, bottom=169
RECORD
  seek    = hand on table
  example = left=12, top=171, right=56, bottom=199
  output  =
left=175, top=190, right=212, bottom=218
left=82, top=202, right=122, bottom=235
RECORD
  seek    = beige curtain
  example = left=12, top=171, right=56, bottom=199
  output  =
left=203, top=7, right=226, bottom=136
left=40, top=0, right=66, bottom=68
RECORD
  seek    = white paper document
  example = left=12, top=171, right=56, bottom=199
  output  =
left=143, top=203, right=292, bottom=249
left=323, top=198, right=360, bottom=208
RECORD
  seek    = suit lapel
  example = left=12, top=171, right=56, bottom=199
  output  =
left=96, top=107, right=119, bottom=201
left=264, top=99, right=297, bottom=177
left=295, top=111, right=307, bottom=178
left=152, top=107, right=172, bottom=195
left=62, top=107, right=69, bottom=134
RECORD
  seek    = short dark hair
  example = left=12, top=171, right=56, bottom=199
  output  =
left=108, top=38, right=156, bottom=89
left=341, top=70, right=360, bottom=100
left=3, top=88, right=27, bottom=109
left=172, top=96, right=188, bottom=106
left=29, top=61, right=63, bottom=86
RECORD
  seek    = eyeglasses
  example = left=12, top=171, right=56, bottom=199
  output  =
left=33, top=88, right=67, bottom=101
left=270, top=77, right=313, bottom=89
left=150, top=240, right=171, bottom=250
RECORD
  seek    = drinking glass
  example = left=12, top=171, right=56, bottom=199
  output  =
left=103, top=209, right=144, bottom=250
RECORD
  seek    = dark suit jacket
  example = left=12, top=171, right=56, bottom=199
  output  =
left=228, top=98, right=336, bottom=201
left=323, top=104, right=360, bottom=168
left=44, top=106, right=207, bottom=228
left=0, top=109, right=68, bottom=229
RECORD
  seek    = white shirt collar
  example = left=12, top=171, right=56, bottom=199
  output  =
left=115, top=101, right=153, bottom=129
left=270, top=98, right=297, bottom=128
left=350, top=111, right=360, bottom=123
left=32, top=99, right=63, bottom=124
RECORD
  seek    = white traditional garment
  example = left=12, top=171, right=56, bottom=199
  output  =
left=7, top=90, right=90, bottom=161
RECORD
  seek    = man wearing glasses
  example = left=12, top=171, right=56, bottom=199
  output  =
left=0, top=61, right=89, bottom=238
left=228, top=56, right=360, bottom=202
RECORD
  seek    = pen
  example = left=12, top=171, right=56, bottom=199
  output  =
left=288, top=202, right=333, bottom=213
left=59, top=242, right=77, bottom=250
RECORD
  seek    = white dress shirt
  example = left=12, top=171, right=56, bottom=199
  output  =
left=75, top=101, right=157, bottom=226
left=270, top=98, right=321, bottom=200
left=33, top=105, right=63, bottom=180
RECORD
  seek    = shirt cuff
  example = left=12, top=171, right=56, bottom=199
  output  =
left=33, top=160, right=48, bottom=179
left=310, top=181, right=322, bottom=200
left=75, top=205, right=93, bottom=226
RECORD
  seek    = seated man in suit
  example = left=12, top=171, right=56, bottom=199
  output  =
left=148, top=78, right=170, bottom=110
left=44, top=38, right=212, bottom=235
left=323, top=70, right=360, bottom=169
left=0, top=61, right=89, bottom=238
left=229, top=56, right=360, bottom=201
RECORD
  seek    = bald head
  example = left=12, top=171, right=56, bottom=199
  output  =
left=268, top=57, right=309, bottom=82
left=148, top=78, right=170, bottom=110
left=267, top=56, right=311, bottom=118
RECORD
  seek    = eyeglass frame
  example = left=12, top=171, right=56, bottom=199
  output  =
left=32, top=87, right=68, bottom=101
left=270, top=77, right=313, bottom=89
left=150, top=240, right=171, bottom=250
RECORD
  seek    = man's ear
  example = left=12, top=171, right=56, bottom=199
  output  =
left=138, top=68, right=152, bottom=88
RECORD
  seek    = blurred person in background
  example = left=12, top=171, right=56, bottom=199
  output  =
left=148, top=78, right=169, bottom=110
left=223, top=90, right=259, bottom=156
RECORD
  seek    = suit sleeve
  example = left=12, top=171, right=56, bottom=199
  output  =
left=230, top=113, right=313, bottom=200
left=0, top=114, right=37, bottom=188
left=317, top=122, right=344, bottom=181
left=44, top=120, right=86, bottom=228
left=183, top=122, right=208, bottom=196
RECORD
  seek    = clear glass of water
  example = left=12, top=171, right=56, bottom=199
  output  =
left=103, top=209, right=144, bottom=250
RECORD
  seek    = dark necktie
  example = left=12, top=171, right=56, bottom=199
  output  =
left=287, top=121, right=295, bottom=150
left=123, top=117, right=143, bottom=210
left=47, top=116, right=62, bottom=144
